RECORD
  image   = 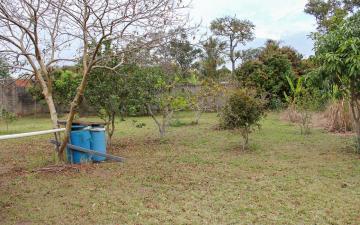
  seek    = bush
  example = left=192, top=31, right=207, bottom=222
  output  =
left=0, top=109, right=17, bottom=131
left=220, top=89, right=266, bottom=150
left=296, top=89, right=319, bottom=135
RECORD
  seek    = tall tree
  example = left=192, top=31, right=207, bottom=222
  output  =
left=315, top=11, right=360, bottom=151
left=305, top=0, right=360, bottom=32
left=0, top=0, right=189, bottom=159
left=85, top=41, right=127, bottom=147
left=168, top=29, right=201, bottom=79
left=210, top=16, right=255, bottom=74
left=200, top=37, right=226, bottom=79
left=236, top=40, right=299, bottom=108
left=0, top=0, right=67, bottom=134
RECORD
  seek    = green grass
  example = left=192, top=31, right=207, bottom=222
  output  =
left=0, top=112, right=360, bottom=224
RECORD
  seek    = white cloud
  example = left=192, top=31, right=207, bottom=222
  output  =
left=190, top=0, right=316, bottom=55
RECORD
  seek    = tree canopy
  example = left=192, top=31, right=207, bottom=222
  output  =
left=200, top=37, right=227, bottom=80
left=210, top=16, right=255, bottom=73
left=305, top=0, right=360, bottom=32
left=235, top=40, right=308, bottom=108
left=315, top=11, right=360, bottom=150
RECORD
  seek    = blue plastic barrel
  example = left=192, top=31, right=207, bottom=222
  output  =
left=90, top=127, right=107, bottom=162
left=67, top=127, right=92, bottom=164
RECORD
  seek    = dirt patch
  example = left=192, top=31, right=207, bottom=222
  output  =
left=32, top=164, right=97, bottom=174
left=0, top=166, right=27, bottom=177
left=111, top=136, right=170, bottom=153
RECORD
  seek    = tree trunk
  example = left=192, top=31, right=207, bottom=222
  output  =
left=35, top=69, right=59, bottom=130
left=58, top=69, right=91, bottom=160
left=107, top=112, right=116, bottom=149
left=159, top=126, right=166, bottom=138
left=229, top=38, right=236, bottom=75
left=350, top=96, right=360, bottom=152
left=231, top=58, right=236, bottom=76
left=44, top=94, right=59, bottom=130
left=242, top=127, right=250, bottom=150
left=194, top=110, right=202, bottom=124
left=146, top=104, right=166, bottom=138
left=37, top=74, right=61, bottom=154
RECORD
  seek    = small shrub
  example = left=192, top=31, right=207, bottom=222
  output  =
left=132, top=120, right=146, bottom=128
left=0, top=109, right=17, bottom=131
left=296, top=89, right=319, bottom=135
left=268, top=97, right=285, bottom=111
left=220, top=89, right=266, bottom=150
left=169, top=119, right=188, bottom=127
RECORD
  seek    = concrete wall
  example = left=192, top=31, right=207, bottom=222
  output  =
left=0, top=79, right=236, bottom=116
left=174, top=83, right=236, bottom=111
left=0, top=79, right=48, bottom=116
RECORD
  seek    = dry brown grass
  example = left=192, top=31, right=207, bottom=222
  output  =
left=325, top=99, right=353, bottom=133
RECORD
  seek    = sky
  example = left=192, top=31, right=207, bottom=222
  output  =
left=190, top=0, right=317, bottom=57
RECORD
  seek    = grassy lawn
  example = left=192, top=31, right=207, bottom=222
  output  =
left=0, top=112, right=359, bottom=224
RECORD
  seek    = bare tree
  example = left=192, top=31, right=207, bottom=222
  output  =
left=0, top=0, right=70, bottom=133
left=0, top=0, right=189, bottom=159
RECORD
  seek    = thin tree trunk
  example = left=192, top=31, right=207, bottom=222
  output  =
left=241, top=127, right=250, bottom=150
left=231, top=58, right=235, bottom=75
left=243, top=131, right=249, bottom=150
left=58, top=9, right=93, bottom=160
left=44, top=94, right=59, bottom=130
left=229, top=38, right=236, bottom=75
left=350, top=96, right=360, bottom=152
left=107, top=112, right=116, bottom=149
left=58, top=70, right=90, bottom=159
left=146, top=104, right=165, bottom=138
left=37, top=73, right=61, bottom=152
left=194, top=110, right=202, bottom=124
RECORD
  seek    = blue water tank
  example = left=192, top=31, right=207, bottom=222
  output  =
left=90, top=127, right=107, bottom=162
left=67, top=127, right=91, bottom=164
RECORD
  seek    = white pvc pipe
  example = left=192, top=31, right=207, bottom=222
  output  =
left=0, top=128, right=65, bottom=141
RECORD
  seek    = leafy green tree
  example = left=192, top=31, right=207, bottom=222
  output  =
left=236, top=52, right=295, bottom=108
left=315, top=11, right=360, bottom=151
left=200, top=37, right=226, bottom=80
left=0, top=109, right=17, bottom=131
left=27, top=68, right=81, bottom=114
left=259, top=40, right=306, bottom=77
left=305, top=0, right=360, bottom=33
left=53, top=70, right=81, bottom=112
left=168, top=30, right=201, bottom=79
left=126, top=66, right=188, bottom=138
left=86, top=68, right=127, bottom=146
left=240, top=48, right=263, bottom=63
left=85, top=41, right=129, bottom=146
left=236, top=40, right=310, bottom=108
left=220, top=89, right=266, bottom=150
left=210, top=16, right=255, bottom=74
